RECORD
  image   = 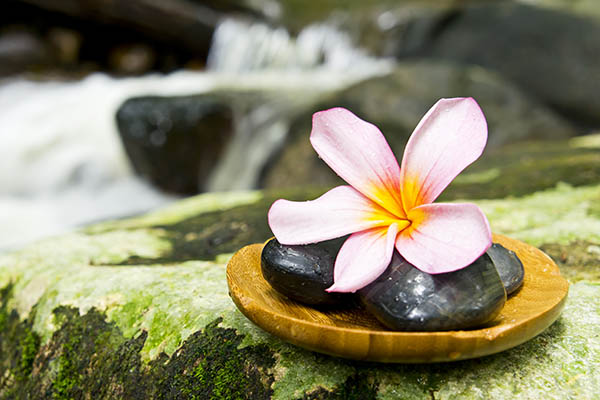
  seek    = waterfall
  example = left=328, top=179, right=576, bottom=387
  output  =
left=0, top=17, right=391, bottom=250
left=207, top=19, right=388, bottom=74
left=204, top=18, right=392, bottom=191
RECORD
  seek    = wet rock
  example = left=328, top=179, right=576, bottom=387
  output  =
left=116, top=95, right=234, bottom=194
left=487, top=243, right=525, bottom=295
left=359, top=252, right=506, bottom=331
left=262, top=61, right=575, bottom=190
left=407, top=3, right=600, bottom=125
left=261, top=238, right=347, bottom=306
left=335, top=61, right=575, bottom=148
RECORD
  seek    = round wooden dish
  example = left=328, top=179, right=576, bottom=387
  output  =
left=226, top=234, right=569, bottom=363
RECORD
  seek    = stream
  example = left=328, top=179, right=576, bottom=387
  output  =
left=0, top=18, right=391, bottom=250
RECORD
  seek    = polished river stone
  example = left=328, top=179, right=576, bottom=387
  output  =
left=486, top=243, right=525, bottom=295
left=359, top=252, right=507, bottom=331
left=261, top=239, right=515, bottom=330
left=261, top=238, right=347, bottom=306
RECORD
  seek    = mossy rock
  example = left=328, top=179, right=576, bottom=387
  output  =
left=261, top=62, right=583, bottom=191
left=263, top=131, right=600, bottom=203
left=0, top=181, right=599, bottom=398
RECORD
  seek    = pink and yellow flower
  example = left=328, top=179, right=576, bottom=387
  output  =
left=268, top=98, right=492, bottom=293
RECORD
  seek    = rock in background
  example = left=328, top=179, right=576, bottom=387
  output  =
left=392, top=3, right=600, bottom=126
left=117, top=96, right=234, bottom=194
left=261, top=61, right=577, bottom=189
left=1, top=0, right=250, bottom=75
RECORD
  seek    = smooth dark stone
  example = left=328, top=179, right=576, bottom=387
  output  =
left=116, top=95, right=233, bottom=194
left=261, top=238, right=347, bottom=306
left=359, top=252, right=507, bottom=331
left=487, top=243, right=525, bottom=295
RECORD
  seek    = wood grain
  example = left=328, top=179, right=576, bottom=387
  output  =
left=226, top=234, right=569, bottom=363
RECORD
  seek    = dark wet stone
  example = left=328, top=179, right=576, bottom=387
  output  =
left=410, top=3, right=600, bottom=125
left=261, top=238, right=348, bottom=306
left=487, top=243, right=525, bottom=295
left=359, top=252, right=507, bottom=331
left=116, top=95, right=233, bottom=194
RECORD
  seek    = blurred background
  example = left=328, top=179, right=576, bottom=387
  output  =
left=1, top=0, right=599, bottom=250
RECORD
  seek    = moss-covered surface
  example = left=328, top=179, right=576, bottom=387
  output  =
left=264, top=133, right=600, bottom=202
left=0, top=177, right=599, bottom=397
left=540, top=241, right=600, bottom=282
left=0, top=299, right=275, bottom=399
left=442, top=137, right=600, bottom=200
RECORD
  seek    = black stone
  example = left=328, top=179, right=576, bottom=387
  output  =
left=359, top=252, right=506, bottom=331
left=486, top=243, right=525, bottom=296
left=260, top=238, right=348, bottom=306
left=116, top=95, right=233, bottom=194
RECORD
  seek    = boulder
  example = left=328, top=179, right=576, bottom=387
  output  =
left=116, top=95, right=234, bottom=194
left=261, top=61, right=578, bottom=190
left=0, top=177, right=599, bottom=397
left=400, top=3, right=600, bottom=125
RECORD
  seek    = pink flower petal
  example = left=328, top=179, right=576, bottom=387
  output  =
left=400, top=98, right=487, bottom=212
left=268, top=185, right=402, bottom=245
left=396, top=203, right=492, bottom=274
left=327, top=223, right=400, bottom=293
left=310, top=108, right=405, bottom=218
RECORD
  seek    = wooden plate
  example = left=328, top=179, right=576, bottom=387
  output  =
left=226, top=234, right=569, bottom=363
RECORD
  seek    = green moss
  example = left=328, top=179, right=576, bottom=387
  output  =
left=108, top=188, right=324, bottom=266
left=0, top=284, right=42, bottom=397
left=265, top=130, right=600, bottom=201
left=441, top=139, right=600, bottom=201
left=270, top=348, right=355, bottom=399
left=0, top=287, right=276, bottom=399
left=476, top=183, right=600, bottom=246
left=44, top=306, right=130, bottom=399
left=540, top=241, right=600, bottom=282
left=17, top=327, right=40, bottom=382
left=85, top=190, right=263, bottom=234
left=150, top=318, right=275, bottom=399
left=300, top=373, right=378, bottom=399
left=52, top=334, right=80, bottom=399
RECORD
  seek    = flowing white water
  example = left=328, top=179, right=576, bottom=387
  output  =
left=207, top=19, right=388, bottom=74
left=0, top=17, right=391, bottom=250
left=205, top=18, right=392, bottom=191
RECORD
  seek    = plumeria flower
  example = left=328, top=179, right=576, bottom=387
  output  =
left=268, top=98, right=492, bottom=293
